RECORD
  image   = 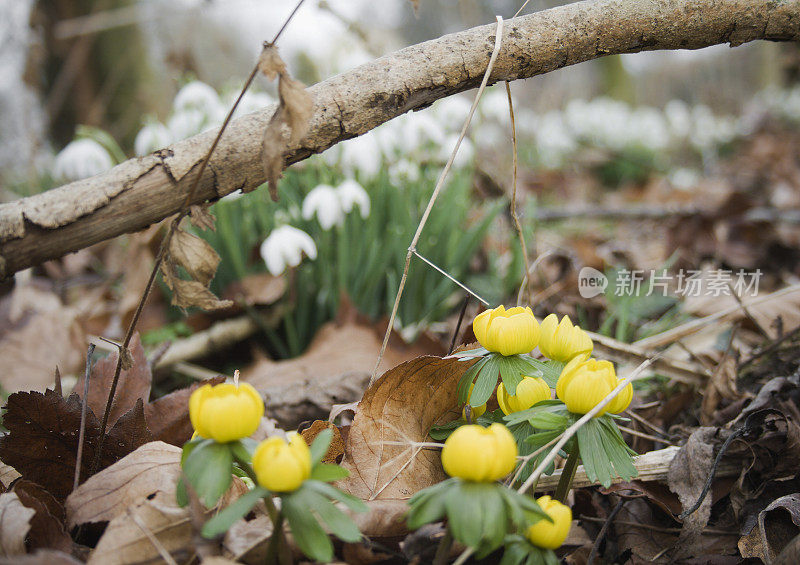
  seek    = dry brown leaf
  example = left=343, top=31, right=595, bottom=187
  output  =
left=0, top=284, right=84, bottom=394
left=222, top=272, right=286, bottom=306
left=337, top=355, right=476, bottom=501
left=169, top=228, right=221, bottom=287
left=242, top=320, right=443, bottom=428
left=257, top=46, right=287, bottom=80
left=278, top=73, right=313, bottom=145
left=162, top=266, right=233, bottom=311
left=0, top=549, right=83, bottom=565
left=66, top=442, right=182, bottom=528
left=0, top=461, right=20, bottom=489
left=350, top=499, right=409, bottom=538
left=13, top=480, right=71, bottom=553
left=87, top=491, right=191, bottom=565
left=72, top=333, right=151, bottom=429
left=0, top=391, right=152, bottom=502
left=260, top=107, right=289, bottom=201
left=189, top=204, right=216, bottom=231
left=0, top=492, right=35, bottom=556
left=144, top=377, right=225, bottom=446
left=301, top=421, right=344, bottom=464
left=223, top=514, right=273, bottom=563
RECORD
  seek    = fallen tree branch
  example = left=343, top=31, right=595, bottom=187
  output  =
left=2, top=0, right=798, bottom=278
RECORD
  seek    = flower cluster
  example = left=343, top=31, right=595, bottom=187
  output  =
left=557, top=354, right=632, bottom=416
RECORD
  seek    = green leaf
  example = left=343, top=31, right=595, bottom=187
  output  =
left=498, top=356, right=524, bottom=396
left=310, top=429, right=333, bottom=465
left=458, top=357, right=488, bottom=404
left=526, top=359, right=564, bottom=388
left=307, top=492, right=363, bottom=543
left=577, top=419, right=613, bottom=487
left=477, top=486, right=507, bottom=556
left=429, top=419, right=461, bottom=441
left=229, top=439, right=254, bottom=464
left=406, top=483, right=450, bottom=529
left=445, top=482, right=489, bottom=551
left=310, top=463, right=350, bottom=482
left=448, top=346, right=489, bottom=359
left=183, top=440, right=233, bottom=508
left=305, top=480, right=369, bottom=513
left=502, top=400, right=565, bottom=427
left=470, top=356, right=500, bottom=406
left=283, top=491, right=334, bottom=563
left=527, top=411, right=569, bottom=431
left=201, top=487, right=268, bottom=538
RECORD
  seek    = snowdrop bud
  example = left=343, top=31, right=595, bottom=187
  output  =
left=472, top=305, right=540, bottom=357
left=260, top=225, right=317, bottom=276
left=497, top=376, right=551, bottom=415
left=441, top=423, right=517, bottom=482
left=189, top=382, right=264, bottom=443
left=337, top=179, right=370, bottom=218
left=168, top=109, right=207, bottom=140
left=53, top=139, right=114, bottom=182
left=538, top=314, right=593, bottom=362
left=302, top=184, right=345, bottom=229
left=134, top=122, right=173, bottom=156
left=174, top=81, right=222, bottom=116
left=526, top=496, right=572, bottom=549
left=252, top=432, right=311, bottom=492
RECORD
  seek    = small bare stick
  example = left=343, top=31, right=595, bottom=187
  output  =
left=369, top=15, right=506, bottom=387
left=504, top=81, right=532, bottom=307
left=74, top=343, right=95, bottom=492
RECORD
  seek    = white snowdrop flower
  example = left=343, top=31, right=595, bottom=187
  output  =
left=167, top=109, right=208, bottom=140
left=478, top=89, right=511, bottom=124
left=230, top=91, right=276, bottom=118
left=53, top=138, right=114, bottom=182
left=340, top=135, right=383, bottom=180
left=438, top=134, right=474, bottom=169
left=400, top=113, right=446, bottom=153
left=302, top=184, right=345, bottom=229
left=664, top=100, right=692, bottom=140
left=260, top=225, right=317, bottom=276
left=134, top=122, right=173, bottom=156
left=174, top=81, right=222, bottom=116
left=337, top=179, right=370, bottom=218
left=435, top=95, right=473, bottom=126
left=388, top=159, right=421, bottom=185
left=669, top=168, right=700, bottom=190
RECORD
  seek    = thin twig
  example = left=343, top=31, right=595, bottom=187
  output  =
left=449, top=295, right=471, bottom=354
left=74, top=344, right=95, bottom=492
left=740, top=323, right=800, bottom=368
left=504, top=81, right=531, bottom=307
left=128, top=507, right=180, bottom=565
left=678, top=427, right=745, bottom=519
left=619, top=425, right=672, bottom=445
left=587, top=499, right=625, bottom=565
left=506, top=433, right=563, bottom=487
left=369, top=15, right=506, bottom=387
left=728, top=282, right=770, bottom=337
left=412, top=250, right=490, bottom=305
left=91, top=5, right=306, bottom=475
left=624, top=410, right=669, bottom=438
left=579, top=515, right=739, bottom=536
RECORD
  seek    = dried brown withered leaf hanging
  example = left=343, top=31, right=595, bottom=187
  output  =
left=188, top=203, right=216, bottom=231
left=160, top=263, right=232, bottom=312
left=258, top=47, right=314, bottom=201
left=257, top=45, right=287, bottom=80
left=169, top=228, right=221, bottom=287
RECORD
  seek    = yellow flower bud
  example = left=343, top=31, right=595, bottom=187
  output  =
left=556, top=356, right=631, bottom=416
left=441, top=423, right=517, bottom=482
left=538, top=314, right=593, bottom=362
left=497, top=376, right=551, bottom=415
left=189, top=382, right=264, bottom=443
left=472, top=305, right=540, bottom=356
left=252, top=432, right=312, bottom=492
left=526, top=495, right=572, bottom=549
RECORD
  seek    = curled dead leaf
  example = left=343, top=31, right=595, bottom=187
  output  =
left=169, top=228, right=221, bottom=287
left=278, top=73, right=313, bottom=145
left=0, top=492, right=35, bottom=556
left=66, top=442, right=182, bottom=528
left=189, top=204, right=216, bottom=232
left=161, top=266, right=233, bottom=311
left=257, top=46, right=287, bottom=80
left=337, top=356, right=476, bottom=501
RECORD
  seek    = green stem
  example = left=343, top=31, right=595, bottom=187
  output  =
left=554, top=447, right=580, bottom=503
left=433, top=529, right=454, bottom=565
left=233, top=455, right=290, bottom=565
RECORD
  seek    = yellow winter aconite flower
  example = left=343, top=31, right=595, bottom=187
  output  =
left=526, top=495, right=572, bottom=549
left=189, top=382, right=264, bottom=443
left=497, top=376, right=551, bottom=415
left=538, top=314, right=593, bottom=362
left=473, top=305, right=540, bottom=356
left=252, top=432, right=312, bottom=492
left=556, top=355, right=632, bottom=416
left=441, top=423, right=517, bottom=482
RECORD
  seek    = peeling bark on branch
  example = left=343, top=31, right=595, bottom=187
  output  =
left=1, top=0, right=798, bottom=277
